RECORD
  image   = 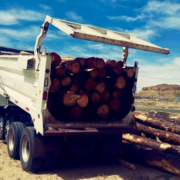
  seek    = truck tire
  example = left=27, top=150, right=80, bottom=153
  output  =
left=5, top=120, right=12, bottom=142
left=20, top=127, right=42, bottom=172
left=7, top=122, right=24, bottom=159
left=0, top=117, right=7, bottom=140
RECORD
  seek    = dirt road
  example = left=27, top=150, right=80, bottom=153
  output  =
left=0, top=140, right=179, bottom=180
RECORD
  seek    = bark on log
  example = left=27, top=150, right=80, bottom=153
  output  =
left=71, top=106, right=82, bottom=118
left=77, top=94, right=89, bottom=108
left=98, top=68, right=106, bottom=78
left=126, top=68, right=134, bottom=77
left=85, top=79, right=97, bottom=91
left=95, top=81, right=106, bottom=93
left=61, top=76, right=72, bottom=87
left=122, top=134, right=180, bottom=156
left=91, top=92, right=100, bottom=103
left=112, top=90, right=121, bottom=99
left=86, top=57, right=96, bottom=68
left=56, top=66, right=65, bottom=77
left=96, top=58, right=105, bottom=69
left=115, top=76, right=126, bottom=89
left=122, top=141, right=180, bottom=176
left=119, top=159, right=136, bottom=170
left=97, top=104, right=109, bottom=118
left=49, top=52, right=61, bottom=65
left=134, top=112, right=180, bottom=135
left=63, top=92, right=77, bottom=106
left=109, top=99, right=121, bottom=111
left=49, top=78, right=61, bottom=92
left=100, top=90, right=110, bottom=103
left=136, top=122, right=180, bottom=145
left=62, top=61, right=80, bottom=74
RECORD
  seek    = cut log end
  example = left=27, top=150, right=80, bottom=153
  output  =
left=90, top=69, right=98, bottom=78
left=61, top=76, right=72, bottom=87
left=115, top=76, right=126, bottom=89
left=56, top=66, right=65, bottom=77
left=49, top=52, right=61, bottom=65
left=77, top=94, right=89, bottom=107
left=49, top=78, right=61, bottom=92
left=96, top=58, right=105, bottom=69
left=85, top=79, right=96, bottom=91
left=97, top=104, right=109, bottom=118
left=112, top=90, right=121, bottom=99
left=63, top=92, right=77, bottom=106
left=109, top=99, right=121, bottom=111
left=87, top=57, right=97, bottom=68
left=96, top=81, right=106, bottom=93
left=100, top=90, right=110, bottom=102
left=91, top=92, right=100, bottom=103
left=127, top=69, right=134, bottom=77
left=98, top=69, right=106, bottom=78
left=113, top=65, right=122, bottom=75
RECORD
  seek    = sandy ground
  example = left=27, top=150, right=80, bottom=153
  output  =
left=0, top=140, right=179, bottom=180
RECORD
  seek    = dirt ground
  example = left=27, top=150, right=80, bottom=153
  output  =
left=0, top=140, right=179, bottom=180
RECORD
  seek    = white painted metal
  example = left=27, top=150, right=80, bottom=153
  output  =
left=0, top=54, right=52, bottom=135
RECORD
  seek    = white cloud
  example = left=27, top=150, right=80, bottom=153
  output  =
left=107, top=14, right=146, bottom=21
left=65, top=11, right=84, bottom=22
left=0, top=9, right=45, bottom=25
left=39, top=4, right=52, bottom=10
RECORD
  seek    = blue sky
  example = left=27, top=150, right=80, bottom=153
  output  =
left=0, top=0, right=180, bottom=92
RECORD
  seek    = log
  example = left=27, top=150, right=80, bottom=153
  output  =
left=136, top=122, right=180, bottom=145
left=85, top=79, right=97, bottom=91
left=56, top=66, right=65, bottom=77
left=85, top=69, right=98, bottom=79
left=77, top=94, right=89, bottom=108
left=115, top=76, right=126, bottom=89
left=117, top=61, right=123, bottom=67
left=47, top=99, right=53, bottom=111
left=100, top=90, right=110, bottom=102
left=122, top=134, right=180, bottom=156
left=86, top=57, right=96, bottom=68
left=91, top=92, right=100, bottom=103
left=49, top=78, right=61, bottom=92
left=96, top=58, right=105, bottom=69
left=61, top=76, right=72, bottom=87
left=122, top=141, right=180, bottom=176
left=113, top=65, right=122, bottom=75
left=48, top=52, right=61, bottom=65
left=62, top=61, right=80, bottom=73
left=118, top=159, right=136, bottom=170
left=126, top=68, right=134, bottom=77
left=63, top=92, right=77, bottom=106
left=95, top=81, right=106, bottom=93
left=70, top=81, right=80, bottom=93
left=134, top=112, right=180, bottom=135
left=97, top=68, right=106, bottom=78
left=112, top=90, right=121, bottom=99
left=105, top=60, right=117, bottom=67
left=109, top=99, right=121, bottom=111
left=76, top=57, right=86, bottom=66
left=97, top=104, right=109, bottom=118
left=71, top=106, right=82, bottom=118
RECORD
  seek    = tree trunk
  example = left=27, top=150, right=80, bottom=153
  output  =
left=61, top=76, right=72, bottom=87
left=122, top=141, right=180, bottom=176
left=136, top=122, right=180, bottom=145
left=77, top=94, right=89, bottom=107
left=126, top=68, right=134, bottom=77
left=63, top=92, right=77, bottom=106
left=97, top=104, right=109, bottom=118
left=122, top=133, right=180, bottom=156
left=71, top=106, right=82, bottom=118
left=115, top=76, right=126, bottom=89
left=90, top=92, right=100, bottom=103
left=134, top=112, right=180, bottom=135
left=95, top=81, right=106, bottom=93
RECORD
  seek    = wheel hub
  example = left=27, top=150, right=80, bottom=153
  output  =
left=22, top=137, right=30, bottom=163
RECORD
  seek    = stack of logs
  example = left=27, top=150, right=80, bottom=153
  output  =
left=47, top=52, right=134, bottom=120
left=122, top=111, right=180, bottom=176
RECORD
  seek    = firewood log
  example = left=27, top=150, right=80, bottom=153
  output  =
left=49, top=78, right=61, bottom=92
left=77, top=94, right=89, bottom=107
left=115, top=76, right=126, bottom=89
left=63, top=92, right=77, bottom=106
left=62, top=60, right=80, bottom=74
left=134, top=112, right=180, bottom=135
left=100, top=90, right=110, bottom=102
left=98, top=68, right=106, bottom=78
left=49, top=52, right=61, bottom=65
left=71, top=106, right=82, bottom=118
left=119, top=159, right=136, bottom=170
left=56, top=66, right=65, bottom=77
left=95, top=81, right=106, bottom=93
left=86, top=57, right=96, bottom=68
left=96, top=58, right=105, bottom=69
left=136, top=122, right=180, bottom=145
left=97, top=104, right=109, bottom=118
left=126, top=68, right=134, bottom=77
left=112, top=90, right=121, bottom=99
left=61, top=76, right=72, bottom=87
left=85, top=79, right=97, bottom=91
left=109, top=99, right=121, bottom=111
left=122, top=141, right=180, bottom=176
left=122, top=134, right=180, bottom=156
left=91, top=92, right=100, bottom=103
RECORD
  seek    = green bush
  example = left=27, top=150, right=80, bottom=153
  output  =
left=174, top=91, right=180, bottom=97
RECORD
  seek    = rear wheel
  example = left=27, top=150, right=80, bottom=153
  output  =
left=5, top=120, right=12, bottom=142
left=7, top=122, right=24, bottom=159
left=0, top=117, right=7, bottom=140
left=20, top=127, right=42, bottom=172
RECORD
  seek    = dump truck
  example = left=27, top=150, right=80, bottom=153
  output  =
left=0, top=15, right=169, bottom=172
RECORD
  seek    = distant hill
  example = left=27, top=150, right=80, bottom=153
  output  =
left=136, top=84, right=180, bottom=100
